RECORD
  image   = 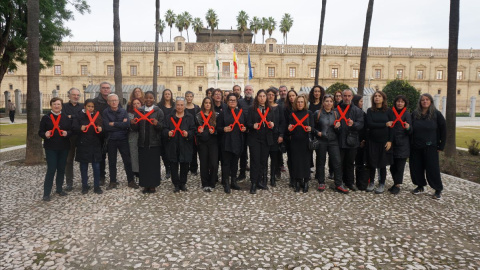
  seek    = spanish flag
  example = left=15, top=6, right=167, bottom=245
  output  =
left=233, top=48, right=238, bottom=79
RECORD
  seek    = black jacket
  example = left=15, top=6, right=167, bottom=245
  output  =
left=38, top=112, right=72, bottom=150
left=163, top=112, right=196, bottom=163
left=195, top=111, right=217, bottom=144
left=411, top=110, right=446, bottom=150
left=102, top=107, right=130, bottom=141
left=62, top=101, right=84, bottom=123
left=217, top=107, right=245, bottom=155
left=313, top=108, right=340, bottom=143
left=336, top=102, right=365, bottom=149
left=388, top=107, right=412, bottom=158
left=131, top=106, right=164, bottom=148
left=246, top=106, right=275, bottom=146
left=366, top=108, right=394, bottom=143
left=73, top=110, right=103, bottom=163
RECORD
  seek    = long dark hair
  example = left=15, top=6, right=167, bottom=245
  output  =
left=370, top=90, right=388, bottom=112
left=159, top=89, right=174, bottom=107
left=253, top=89, right=271, bottom=112
left=309, top=85, right=325, bottom=104
left=284, top=89, right=298, bottom=110
left=414, top=93, right=437, bottom=120
left=200, top=97, right=216, bottom=127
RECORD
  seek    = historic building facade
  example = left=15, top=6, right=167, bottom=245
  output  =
left=2, top=36, right=479, bottom=111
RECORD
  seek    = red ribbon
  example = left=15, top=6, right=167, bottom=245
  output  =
left=197, top=111, right=214, bottom=133
left=229, top=108, right=245, bottom=130
left=256, top=107, right=272, bottom=130
left=83, top=111, right=101, bottom=133
left=288, top=112, right=309, bottom=132
left=334, top=105, right=351, bottom=126
left=134, top=108, right=155, bottom=124
left=170, top=117, right=183, bottom=137
left=49, top=114, right=65, bottom=136
left=390, top=107, right=407, bottom=129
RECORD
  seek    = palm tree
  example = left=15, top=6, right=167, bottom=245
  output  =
left=192, top=17, right=204, bottom=38
left=267, top=17, right=276, bottom=38
left=205, top=9, right=219, bottom=42
left=113, top=0, right=123, bottom=104
left=445, top=0, right=460, bottom=157
left=182, top=11, right=193, bottom=42
left=357, top=0, right=374, bottom=96
left=25, top=0, right=43, bottom=164
left=314, top=0, right=327, bottom=85
left=165, top=9, right=176, bottom=42
left=153, top=0, right=160, bottom=99
left=250, top=16, right=261, bottom=44
left=158, top=18, right=166, bottom=42
left=261, top=17, right=268, bottom=43
left=279, top=13, right=293, bottom=44
left=236, top=10, right=249, bottom=43
left=176, top=13, right=185, bottom=37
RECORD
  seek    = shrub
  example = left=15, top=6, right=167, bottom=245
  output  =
left=382, top=79, right=420, bottom=112
left=466, top=139, right=480, bottom=156
left=439, top=156, right=463, bottom=178
left=326, top=82, right=350, bottom=95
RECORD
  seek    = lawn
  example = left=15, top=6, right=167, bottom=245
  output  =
left=456, top=126, right=480, bottom=148
left=0, top=123, right=27, bottom=149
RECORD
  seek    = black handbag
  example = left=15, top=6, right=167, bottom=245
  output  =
left=309, top=133, right=321, bottom=150
left=346, top=131, right=359, bottom=147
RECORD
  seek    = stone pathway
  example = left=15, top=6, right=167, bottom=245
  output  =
left=1, top=149, right=479, bottom=269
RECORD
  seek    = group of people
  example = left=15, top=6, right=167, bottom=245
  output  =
left=39, top=82, right=446, bottom=201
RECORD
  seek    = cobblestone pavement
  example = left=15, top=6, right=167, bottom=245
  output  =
left=1, top=149, right=479, bottom=270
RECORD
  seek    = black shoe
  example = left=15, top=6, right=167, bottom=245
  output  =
left=56, top=190, right=68, bottom=196
left=294, top=180, right=301, bottom=193
left=142, top=187, right=149, bottom=194
left=289, top=178, right=295, bottom=188
left=250, top=183, right=256, bottom=194
left=231, top=178, right=241, bottom=190
left=412, top=186, right=425, bottom=195
left=389, top=185, right=400, bottom=195
left=236, top=174, right=246, bottom=181
left=432, top=190, right=441, bottom=200
left=257, top=182, right=269, bottom=190
left=106, top=182, right=118, bottom=190
left=149, top=187, right=156, bottom=193
left=42, top=196, right=51, bottom=202
left=128, top=181, right=139, bottom=189
left=65, top=185, right=73, bottom=192
left=174, top=186, right=180, bottom=193
left=82, top=186, right=89, bottom=195
left=303, top=181, right=309, bottom=193
left=270, top=177, right=276, bottom=187
left=275, top=172, right=281, bottom=180
left=165, top=172, right=171, bottom=179
left=180, top=184, right=188, bottom=192
left=99, top=177, right=105, bottom=186
left=94, top=186, right=103, bottom=194
left=346, top=184, right=358, bottom=192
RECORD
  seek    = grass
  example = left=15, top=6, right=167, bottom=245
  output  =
left=456, top=126, right=480, bottom=148
left=0, top=123, right=27, bottom=149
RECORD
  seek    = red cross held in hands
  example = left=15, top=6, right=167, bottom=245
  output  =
left=134, top=108, right=155, bottom=124
left=288, top=112, right=309, bottom=132
left=334, top=105, right=351, bottom=126
left=256, top=107, right=272, bottom=130
left=49, top=114, right=65, bottom=136
left=390, top=106, right=407, bottom=129
left=229, top=108, right=245, bottom=130
left=170, top=117, right=183, bottom=137
left=197, top=111, right=214, bottom=133
left=83, top=111, right=101, bottom=133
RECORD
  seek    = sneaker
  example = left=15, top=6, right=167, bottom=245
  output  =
left=203, top=187, right=210, bottom=192
left=65, top=185, right=73, bottom=192
left=336, top=185, right=350, bottom=194
left=432, top=190, right=441, bottom=200
left=106, top=182, right=118, bottom=190
left=81, top=186, right=89, bottom=195
left=317, top=184, right=326, bottom=192
left=42, top=196, right=51, bottom=202
left=412, top=186, right=425, bottom=195
left=366, top=182, right=375, bottom=192
left=389, top=185, right=400, bottom=195
left=375, top=184, right=385, bottom=194
left=128, top=181, right=139, bottom=189
left=180, top=184, right=188, bottom=192
left=173, top=186, right=180, bottom=193
left=346, top=184, right=358, bottom=192
left=56, top=190, right=68, bottom=196
left=94, top=187, right=103, bottom=194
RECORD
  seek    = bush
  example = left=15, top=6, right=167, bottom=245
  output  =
left=326, top=82, right=350, bottom=95
left=382, top=79, right=420, bottom=112
left=466, top=139, right=480, bottom=156
left=439, top=156, right=464, bottom=178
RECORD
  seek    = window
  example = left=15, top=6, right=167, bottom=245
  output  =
left=457, top=71, right=463, bottom=80
left=222, top=62, right=230, bottom=77
left=9, top=84, right=13, bottom=90
left=331, top=68, right=338, bottom=78
left=199, top=86, right=203, bottom=92
left=54, top=65, right=62, bottom=75
left=83, top=85, right=86, bottom=90
left=176, top=66, right=183, bottom=76
left=374, top=69, right=381, bottom=79
left=310, top=68, right=316, bottom=78
left=130, top=65, right=137, bottom=76
left=289, top=67, right=296, bottom=77
left=417, top=70, right=424, bottom=80
left=177, top=42, right=182, bottom=51
left=268, top=67, right=275, bottom=77
left=177, top=86, right=181, bottom=91
left=438, top=89, right=441, bottom=95
left=457, top=89, right=461, bottom=95
left=436, top=70, right=443, bottom=80
left=56, top=85, right=60, bottom=90
left=352, top=69, right=359, bottom=79
left=107, top=65, right=114, bottom=76
left=197, top=66, right=204, bottom=76
left=81, top=65, right=88, bottom=76
left=396, top=69, right=403, bottom=79
left=269, top=44, right=273, bottom=52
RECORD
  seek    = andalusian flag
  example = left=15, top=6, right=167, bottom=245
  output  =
left=233, top=48, right=238, bottom=79
left=215, top=47, right=220, bottom=80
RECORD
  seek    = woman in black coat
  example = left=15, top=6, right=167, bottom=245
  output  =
left=217, top=93, right=247, bottom=194
left=352, top=95, right=369, bottom=191
left=283, top=90, right=298, bottom=187
left=247, top=90, right=275, bottom=194
left=73, top=99, right=103, bottom=194
left=266, top=88, right=285, bottom=187
left=308, top=85, right=325, bottom=175
left=387, top=95, right=412, bottom=195
left=163, top=97, right=195, bottom=193
left=287, top=95, right=313, bottom=193
left=131, top=91, right=164, bottom=194
left=38, top=97, right=72, bottom=201
left=185, top=91, right=200, bottom=175
left=158, top=89, right=175, bottom=179
left=410, top=93, right=446, bottom=200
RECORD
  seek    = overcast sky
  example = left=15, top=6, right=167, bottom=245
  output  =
left=64, top=0, right=480, bottom=49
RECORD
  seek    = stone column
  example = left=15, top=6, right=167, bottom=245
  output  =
left=442, top=96, right=447, bottom=116
left=363, top=94, right=372, bottom=113
left=4, top=91, right=10, bottom=111
left=470, top=96, right=476, bottom=118
left=14, top=89, right=21, bottom=114
left=52, top=89, right=58, bottom=98
left=434, top=94, right=440, bottom=109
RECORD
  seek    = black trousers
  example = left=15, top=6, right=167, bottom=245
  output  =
left=222, top=151, right=240, bottom=181
left=340, top=148, right=357, bottom=186
left=107, top=139, right=134, bottom=183
left=9, top=110, right=15, bottom=123
left=315, top=142, right=343, bottom=187
left=171, top=162, right=189, bottom=187
left=369, top=167, right=386, bottom=185
left=269, top=150, right=279, bottom=178
left=276, top=151, right=284, bottom=174
left=189, top=143, right=198, bottom=173
left=65, top=135, right=78, bottom=186
left=390, top=157, right=407, bottom=185
left=410, top=146, right=443, bottom=191
left=44, top=149, right=69, bottom=196
left=198, top=141, right=219, bottom=188
left=249, top=139, right=269, bottom=185
left=239, top=133, right=248, bottom=175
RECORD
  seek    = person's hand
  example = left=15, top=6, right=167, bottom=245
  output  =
left=130, top=119, right=137, bottom=125
left=109, top=122, right=114, bottom=126
left=306, top=126, right=312, bottom=132
left=268, top=122, right=274, bottom=128
left=288, top=124, right=293, bottom=130
left=151, top=119, right=158, bottom=126
left=404, top=123, right=410, bottom=129
left=278, top=137, right=283, bottom=143
left=347, top=119, right=354, bottom=127
left=123, top=118, right=128, bottom=122
left=334, top=122, right=341, bottom=129
left=253, top=123, right=259, bottom=129
left=97, top=127, right=102, bottom=132
left=68, top=115, right=72, bottom=119
left=317, top=132, right=322, bottom=137
left=360, top=140, right=366, bottom=148
left=385, top=142, right=392, bottom=151
left=198, top=126, right=204, bottom=133
left=169, top=130, right=174, bottom=137
left=386, top=121, right=393, bottom=127
left=182, top=131, right=188, bottom=137
left=61, top=131, right=68, bottom=137
left=209, top=128, right=214, bottom=134
left=81, top=125, right=86, bottom=131
left=224, top=126, right=232, bottom=132
left=241, top=126, right=247, bottom=132
left=45, top=131, right=51, bottom=138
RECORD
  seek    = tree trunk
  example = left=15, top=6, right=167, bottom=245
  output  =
left=186, top=29, right=189, bottom=42
left=314, top=0, right=327, bottom=86
left=357, top=0, right=374, bottom=96
left=25, top=0, right=43, bottom=165
left=445, top=0, right=460, bottom=157
left=153, top=0, right=159, bottom=99
left=113, top=0, right=123, bottom=105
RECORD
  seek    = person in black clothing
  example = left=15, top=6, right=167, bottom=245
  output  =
left=247, top=90, right=275, bottom=194
left=217, top=93, right=247, bottom=193
left=387, top=95, right=412, bottom=195
left=205, top=88, right=214, bottom=98
left=352, top=95, right=369, bottom=191
left=158, top=89, right=175, bottom=179
left=196, top=97, right=219, bottom=192
left=276, top=85, right=288, bottom=175
left=39, top=97, right=72, bottom=201
left=365, top=91, right=393, bottom=194
left=212, top=89, right=227, bottom=184
left=266, top=88, right=285, bottom=186
left=131, top=91, right=164, bottom=194
left=237, top=85, right=254, bottom=181
left=333, top=90, right=343, bottom=107
left=276, top=85, right=288, bottom=105
left=63, top=88, right=83, bottom=191
left=337, top=89, right=365, bottom=192
left=232, top=85, right=242, bottom=99
left=72, top=99, right=103, bottom=195
left=163, top=97, right=196, bottom=193
left=284, top=89, right=298, bottom=187
left=410, top=93, right=446, bottom=200
left=185, top=91, right=200, bottom=175
left=308, top=85, right=325, bottom=173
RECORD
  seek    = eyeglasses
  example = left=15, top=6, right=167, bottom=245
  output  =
left=228, top=99, right=237, bottom=102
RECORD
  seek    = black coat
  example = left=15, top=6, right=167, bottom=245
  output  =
left=162, top=112, right=196, bottom=163
left=387, top=107, right=412, bottom=158
left=131, top=106, right=164, bottom=148
left=217, top=107, right=245, bottom=156
left=336, top=102, right=365, bottom=149
left=411, top=110, right=446, bottom=151
left=73, top=110, right=103, bottom=163
left=269, top=104, right=286, bottom=151
left=38, top=112, right=72, bottom=150
left=246, top=106, right=275, bottom=146
left=195, top=111, right=217, bottom=144
left=288, top=110, right=313, bottom=179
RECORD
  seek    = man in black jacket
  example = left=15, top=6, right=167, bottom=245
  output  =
left=237, top=85, right=254, bottom=180
left=63, top=88, right=83, bottom=191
